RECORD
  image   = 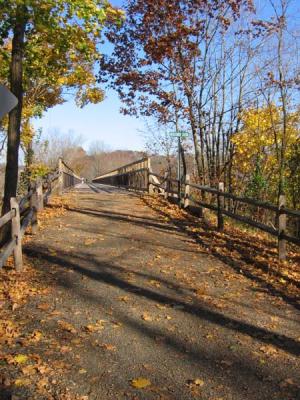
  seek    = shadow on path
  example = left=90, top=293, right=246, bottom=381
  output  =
left=67, top=206, right=182, bottom=234
left=25, top=246, right=300, bottom=357
left=142, top=197, right=300, bottom=311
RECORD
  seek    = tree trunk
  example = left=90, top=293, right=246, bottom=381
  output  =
left=2, top=8, right=26, bottom=217
left=180, top=144, right=187, bottom=177
left=277, top=19, right=287, bottom=198
left=186, top=95, right=202, bottom=182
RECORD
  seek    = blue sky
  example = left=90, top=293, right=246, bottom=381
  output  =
left=33, top=90, right=145, bottom=151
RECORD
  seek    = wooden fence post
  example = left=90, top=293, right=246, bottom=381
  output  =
left=44, top=176, right=51, bottom=205
left=164, top=172, right=169, bottom=200
left=147, top=158, right=154, bottom=194
left=148, top=173, right=154, bottom=194
left=58, top=157, right=63, bottom=195
left=30, top=183, right=38, bottom=234
left=10, top=198, right=23, bottom=270
left=183, top=174, right=190, bottom=209
left=278, top=194, right=286, bottom=261
left=36, top=177, right=44, bottom=211
left=217, top=182, right=224, bottom=231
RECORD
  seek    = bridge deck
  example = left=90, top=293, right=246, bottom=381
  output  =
left=20, top=187, right=299, bottom=399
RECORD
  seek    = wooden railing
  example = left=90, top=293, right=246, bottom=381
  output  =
left=92, top=157, right=151, bottom=191
left=92, top=160, right=299, bottom=260
left=58, top=158, right=82, bottom=193
left=150, top=172, right=300, bottom=260
left=0, top=158, right=81, bottom=270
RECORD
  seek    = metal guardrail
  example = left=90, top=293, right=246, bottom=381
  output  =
left=0, top=158, right=81, bottom=270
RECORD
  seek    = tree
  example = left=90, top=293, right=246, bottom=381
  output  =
left=287, top=139, right=300, bottom=209
left=88, top=140, right=111, bottom=177
left=257, top=0, right=299, bottom=198
left=139, top=121, right=176, bottom=174
left=33, top=129, right=84, bottom=169
left=99, top=0, right=256, bottom=186
left=231, top=105, right=299, bottom=202
left=0, top=1, right=123, bottom=217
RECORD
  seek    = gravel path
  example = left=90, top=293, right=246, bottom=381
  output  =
left=22, top=184, right=300, bottom=400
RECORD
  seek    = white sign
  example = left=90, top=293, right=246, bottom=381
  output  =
left=0, top=84, right=18, bottom=120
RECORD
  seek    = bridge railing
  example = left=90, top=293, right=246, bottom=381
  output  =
left=92, top=157, right=151, bottom=191
left=58, top=158, right=82, bottom=193
left=92, top=159, right=299, bottom=260
left=0, top=158, right=81, bottom=271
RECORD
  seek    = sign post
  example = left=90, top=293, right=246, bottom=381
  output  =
left=169, top=130, right=189, bottom=202
left=0, top=84, right=18, bottom=120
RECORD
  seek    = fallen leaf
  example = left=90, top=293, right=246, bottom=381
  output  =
left=84, top=320, right=105, bottom=333
left=29, top=330, right=43, bottom=342
left=259, top=345, right=277, bottom=356
left=21, top=365, right=37, bottom=375
left=141, top=313, right=152, bottom=321
left=37, top=377, right=48, bottom=389
left=14, top=378, right=31, bottom=386
left=101, top=343, right=116, bottom=351
left=112, top=322, right=122, bottom=328
left=149, top=280, right=160, bottom=288
left=119, top=296, right=130, bottom=302
left=279, top=378, right=297, bottom=388
left=84, top=238, right=97, bottom=246
left=71, top=338, right=81, bottom=345
left=131, top=377, right=151, bottom=389
left=60, top=346, right=72, bottom=353
left=193, top=378, right=204, bottom=386
left=205, top=334, right=214, bottom=340
left=14, top=354, right=28, bottom=364
left=79, top=368, right=87, bottom=374
left=36, top=364, right=51, bottom=374
left=58, top=320, right=76, bottom=334
left=220, top=360, right=233, bottom=367
left=37, top=303, right=51, bottom=311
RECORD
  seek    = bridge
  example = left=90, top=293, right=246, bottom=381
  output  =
left=0, top=157, right=299, bottom=400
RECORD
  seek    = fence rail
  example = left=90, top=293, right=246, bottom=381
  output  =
left=92, top=158, right=150, bottom=190
left=59, top=158, right=82, bottom=193
left=92, top=159, right=299, bottom=261
left=0, top=158, right=81, bottom=270
left=151, top=172, right=300, bottom=260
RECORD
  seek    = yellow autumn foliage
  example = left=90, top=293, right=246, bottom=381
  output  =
left=232, top=105, right=299, bottom=179
left=26, top=163, right=50, bottom=181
